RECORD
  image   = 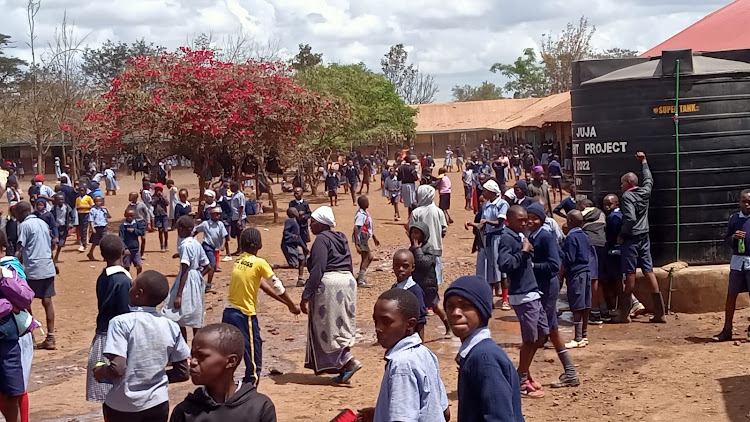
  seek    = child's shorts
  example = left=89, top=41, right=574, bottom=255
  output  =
left=538, top=275, right=561, bottom=331
left=57, top=225, right=69, bottom=246
left=356, top=232, right=370, bottom=253
left=588, top=245, right=600, bottom=280
left=282, top=245, right=304, bottom=267
left=512, top=299, right=549, bottom=344
left=621, top=234, right=654, bottom=274
left=424, top=290, right=440, bottom=308
left=566, top=271, right=592, bottom=311
left=328, top=189, right=337, bottom=197
left=123, top=248, right=142, bottom=268
left=464, top=185, right=473, bottom=199
left=28, top=277, right=55, bottom=299
left=0, top=340, right=25, bottom=396
left=550, top=176, right=562, bottom=189
left=389, top=194, right=401, bottom=205
left=230, top=219, right=245, bottom=238
left=439, top=193, right=451, bottom=210
left=728, top=270, right=750, bottom=295
left=154, top=215, right=169, bottom=229
left=202, top=243, right=217, bottom=268
left=90, top=226, right=107, bottom=245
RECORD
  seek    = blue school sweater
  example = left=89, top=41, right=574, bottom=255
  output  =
left=562, top=227, right=591, bottom=277
left=605, top=209, right=623, bottom=253
left=497, top=229, right=539, bottom=296
left=725, top=211, right=750, bottom=256
left=529, top=227, right=561, bottom=290
left=458, top=338, right=524, bottom=422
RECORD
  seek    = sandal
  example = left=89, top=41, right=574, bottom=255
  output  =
left=713, top=328, right=733, bottom=342
left=520, top=380, right=545, bottom=398
left=332, top=362, right=362, bottom=384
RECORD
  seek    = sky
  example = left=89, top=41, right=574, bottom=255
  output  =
left=0, top=0, right=731, bottom=102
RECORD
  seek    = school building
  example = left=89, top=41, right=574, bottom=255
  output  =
left=0, top=140, right=70, bottom=174
left=412, top=91, right=572, bottom=156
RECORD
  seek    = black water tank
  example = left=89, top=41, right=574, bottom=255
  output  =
left=572, top=49, right=750, bottom=266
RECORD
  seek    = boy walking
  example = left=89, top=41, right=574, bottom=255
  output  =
left=52, top=193, right=75, bottom=262
left=229, top=181, right=246, bottom=255
left=92, top=270, right=191, bottom=421
left=152, top=183, right=169, bottom=252
left=76, top=185, right=94, bottom=253
left=353, top=196, right=379, bottom=288
left=127, top=192, right=150, bottom=260
left=169, top=324, right=277, bottom=422
left=193, top=207, right=230, bottom=290
left=384, top=167, right=402, bottom=221
left=120, top=209, right=146, bottom=275
left=444, top=276, right=524, bottom=421
left=289, top=187, right=312, bottom=246
left=561, top=210, right=593, bottom=348
left=497, top=205, right=548, bottom=398
left=87, top=196, right=110, bottom=261
left=611, top=152, right=666, bottom=324
left=715, top=189, right=750, bottom=342
left=324, top=165, right=339, bottom=207
left=356, top=289, right=449, bottom=422
left=462, top=162, right=474, bottom=211
left=280, top=208, right=309, bottom=287
left=390, top=249, right=427, bottom=339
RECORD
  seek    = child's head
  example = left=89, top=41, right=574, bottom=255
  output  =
left=514, top=180, right=527, bottom=199
left=176, top=215, right=195, bottom=238
left=506, top=205, right=528, bottom=234
left=482, top=180, right=500, bottom=201
left=209, top=206, right=222, bottom=221
left=178, top=188, right=188, bottom=202
left=444, top=275, right=493, bottom=341
left=603, top=194, right=619, bottom=214
left=565, top=210, right=584, bottom=232
left=240, top=227, right=262, bottom=254
left=35, top=198, right=46, bottom=213
left=526, top=202, right=546, bottom=233
left=54, top=193, right=65, bottom=207
left=124, top=208, right=135, bottom=222
left=293, top=187, right=303, bottom=200
left=93, top=196, right=104, bottom=207
left=576, top=198, right=594, bottom=211
left=78, top=185, right=88, bottom=196
left=357, top=195, right=369, bottom=210
left=408, top=223, right=428, bottom=246
left=166, top=179, right=174, bottom=188
left=392, top=249, right=414, bottom=282
left=142, top=180, right=151, bottom=190
left=741, top=189, right=750, bottom=215
left=60, top=175, right=68, bottom=185
left=532, top=166, right=544, bottom=182
left=188, top=323, right=244, bottom=386
left=100, top=234, right=124, bottom=264
left=154, top=183, right=164, bottom=193
left=204, top=190, right=216, bottom=203
left=438, top=167, right=446, bottom=175
left=229, top=180, right=240, bottom=192
left=286, top=207, right=298, bottom=220
left=129, top=270, right=170, bottom=307
left=374, top=288, right=419, bottom=350
left=465, top=162, right=471, bottom=170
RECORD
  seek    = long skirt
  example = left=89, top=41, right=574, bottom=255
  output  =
left=476, top=232, right=503, bottom=284
left=86, top=332, right=112, bottom=402
left=104, top=176, right=119, bottom=192
left=305, top=271, right=357, bottom=375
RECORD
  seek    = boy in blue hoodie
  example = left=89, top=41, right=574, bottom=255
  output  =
left=561, top=210, right=592, bottom=348
left=714, top=189, right=750, bottom=342
left=445, top=275, right=524, bottom=421
left=498, top=205, right=548, bottom=398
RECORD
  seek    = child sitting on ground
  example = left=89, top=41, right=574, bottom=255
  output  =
left=162, top=216, right=212, bottom=342
left=222, top=227, right=300, bottom=386
left=120, top=209, right=146, bottom=275
left=193, top=207, right=229, bottom=291
left=86, top=235, right=132, bottom=404
left=87, top=196, right=110, bottom=261
left=444, top=275, right=524, bottom=421
left=93, top=270, right=190, bottom=421
left=497, top=205, right=548, bottom=398
left=391, top=249, right=427, bottom=339
left=356, top=289, right=449, bottom=422
left=409, top=221, right=451, bottom=338
left=561, top=210, right=593, bottom=349
left=169, top=323, right=277, bottom=422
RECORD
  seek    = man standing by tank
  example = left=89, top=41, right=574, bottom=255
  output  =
left=611, top=151, right=667, bottom=324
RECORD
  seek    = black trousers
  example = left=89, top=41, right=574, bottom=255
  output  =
left=103, top=401, right=169, bottom=422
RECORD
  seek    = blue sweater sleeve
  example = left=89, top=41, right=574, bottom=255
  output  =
left=726, top=214, right=738, bottom=248
left=534, top=235, right=560, bottom=277
left=561, top=237, right=575, bottom=270
left=497, top=236, right=530, bottom=273
left=475, top=360, right=521, bottom=422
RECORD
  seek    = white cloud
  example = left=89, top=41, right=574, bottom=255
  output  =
left=0, top=0, right=731, bottom=100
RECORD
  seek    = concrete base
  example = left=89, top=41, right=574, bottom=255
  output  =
left=632, top=264, right=750, bottom=314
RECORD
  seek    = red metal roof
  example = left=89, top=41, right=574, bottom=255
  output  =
left=641, top=0, right=750, bottom=57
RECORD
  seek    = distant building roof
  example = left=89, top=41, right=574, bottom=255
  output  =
left=642, top=0, right=750, bottom=57
left=413, top=92, right=570, bottom=134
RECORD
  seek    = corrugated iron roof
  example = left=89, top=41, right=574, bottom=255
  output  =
left=642, top=0, right=750, bottom=57
left=413, top=92, right=570, bottom=133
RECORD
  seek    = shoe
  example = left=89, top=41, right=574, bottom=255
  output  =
left=357, top=282, right=373, bottom=288
left=204, top=284, right=213, bottom=292
left=221, top=256, right=233, bottom=262
left=500, top=301, right=511, bottom=311
left=296, top=279, right=307, bottom=287
left=610, top=293, right=632, bottom=324
left=77, top=245, right=86, bottom=252
left=630, top=302, right=646, bottom=318
left=427, top=308, right=435, bottom=316
left=520, top=380, right=545, bottom=398
left=582, top=337, right=589, bottom=346
left=36, top=336, right=56, bottom=350
left=551, top=372, right=580, bottom=388
left=649, top=292, right=667, bottom=323
left=565, top=339, right=586, bottom=349
left=332, top=362, right=362, bottom=384
left=713, top=328, right=733, bottom=342
left=589, top=314, right=604, bottom=325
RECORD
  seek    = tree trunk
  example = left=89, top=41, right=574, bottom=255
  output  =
left=256, top=158, right=278, bottom=223
left=36, top=134, right=44, bottom=175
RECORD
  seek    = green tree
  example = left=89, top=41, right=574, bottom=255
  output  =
left=0, top=34, right=26, bottom=89
left=81, top=39, right=164, bottom=89
left=540, top=16, right=596, bottom=93
left=451, top=81, right=503, bottom=102
left=0, top=34, right=27, bottom=140
left=591, top=47, right=640, bottom=59
left=297, top=63, right=416, bottom=149
left=381, top=44, right=438, bottom=104
left=291, top=43, right=322, bottom=72
left=490, top=48, right=549, bottom=98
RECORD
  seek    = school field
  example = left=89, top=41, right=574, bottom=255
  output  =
left=15, top=166, right=750, bottom=422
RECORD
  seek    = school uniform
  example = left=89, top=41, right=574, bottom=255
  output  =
left=18, top=214, right=56, bottom=299
left=229, top=191, right=246, bottom=238
left=353, top=208, right=374, bottom=253
left=438, top=175, right=452, bottom=211
left=476, top=196, right=509, bottom=285
left=462, top=169, right=474, bottom=200
left=725, top=211, right=750, bottom=294
left=529, top=226, right=562, bottom=330
left=86, top=266, right=132, bottom=403
left=604, top=208, right=624, bottom=283
left=34, top=209, right=59, bottom=244
left=89, top=206, right=108, bottom=245
left=174, top=201, right=192, bottom=221
left=384, top=176, right=401, bottom=205
left=325, top=171, right=339, bottom=198
left=391, top=277, right=427, bottom=326
left=498, top=229, right=548, bottom=344
left=102, top=307, right=190, bottom=420
left=5, top=217, right=18, bottom=256
left=194, top=220, right=228, bottom=269
left=553, top=195, right=576, bottom=218
left=162, top=237, right=210, bottom=328
left=373, top=333, right=448, bottom=422
left=548, top=160, right=563, bottom=189
left=620, top=161, right=654, bottom=274
left=281, top=218, right=307, bottom=268
left=120, top=220, right=146, bottom=269
left=77, top=194, right=94, bottom=247
left=53, top=203, right=76, bottom=247
left=152, top=193, right=169, bottom=229
left=289, top=199, right=312, bottom=244
left=562, top=227, right=592, bottom=311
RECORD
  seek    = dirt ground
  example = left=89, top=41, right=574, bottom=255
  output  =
left=13, top=166, right=750, bottom=422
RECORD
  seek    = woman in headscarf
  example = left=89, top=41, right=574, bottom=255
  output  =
left=300, top=206, right=361, bottom=384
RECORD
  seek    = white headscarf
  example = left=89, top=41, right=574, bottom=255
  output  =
left=311, top=206, right=336, bottom=227
left=504, top=189, right=517, bottom=201
left=204, top=189, right=216, bottom=198
left=483, top=180, right=501, bottom=195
